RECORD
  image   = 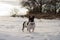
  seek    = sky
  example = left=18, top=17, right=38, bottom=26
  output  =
left=0, top=0, right=21, bottom=5
left=0, top=0, right=28, bottom=16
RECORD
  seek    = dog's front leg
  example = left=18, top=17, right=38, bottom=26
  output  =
left=28, top=29, right=31, bottom=33
left=32, top=28, right=34, bottom=32
left=27, top=27, right=31, bottom=33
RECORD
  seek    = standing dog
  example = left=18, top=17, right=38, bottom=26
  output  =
left=22, top=21, right=35, bottom=33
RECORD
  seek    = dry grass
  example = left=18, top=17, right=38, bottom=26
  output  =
left=24, top=13, right=60, bottom=19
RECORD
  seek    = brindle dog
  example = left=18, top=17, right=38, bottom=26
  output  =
left=22, top=21, right=35, bottom=33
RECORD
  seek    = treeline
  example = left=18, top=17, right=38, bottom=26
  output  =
left=21, top=0, right=60, bottom=19
left=21, top=0, right=60, bottom=13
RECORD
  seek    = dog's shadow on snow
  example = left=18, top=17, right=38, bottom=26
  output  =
left=22, top=32, right=40, bottom=39
left=30, top=32, right=40, bottom=36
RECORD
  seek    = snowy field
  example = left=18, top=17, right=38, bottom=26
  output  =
left=0, top=17, right=60, bottom=40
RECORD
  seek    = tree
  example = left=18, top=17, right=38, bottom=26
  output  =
left=21, top=0, right=42, bottom=14
left=42, top=0, right=56, bottom=14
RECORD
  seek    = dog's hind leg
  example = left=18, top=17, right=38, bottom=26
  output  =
left=22, top=26, right=24, bottom=32
left=22, top=22, right=25, bottom=32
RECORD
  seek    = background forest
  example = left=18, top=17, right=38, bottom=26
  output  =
left=21, top=0, right=60, bottom=19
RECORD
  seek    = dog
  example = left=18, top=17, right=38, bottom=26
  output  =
left=22, top=21, right=35, bottom=33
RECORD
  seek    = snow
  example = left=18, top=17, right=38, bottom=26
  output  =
left=0, top=17, right=60, bottom=40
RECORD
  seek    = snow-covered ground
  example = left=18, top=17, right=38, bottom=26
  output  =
left=0, top=17, right=60, bottom=40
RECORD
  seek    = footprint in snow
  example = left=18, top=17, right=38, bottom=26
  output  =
left=23, top=35, right=34, bottom=39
